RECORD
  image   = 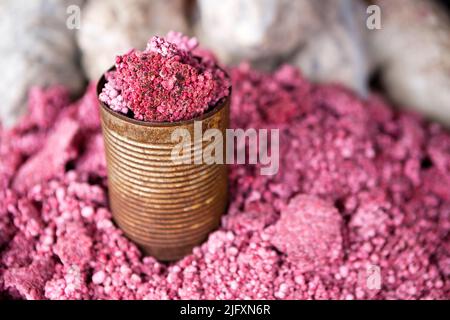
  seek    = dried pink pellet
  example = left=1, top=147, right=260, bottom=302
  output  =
left=92, top=271, right=106, bottom=285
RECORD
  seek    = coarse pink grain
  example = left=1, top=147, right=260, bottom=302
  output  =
left=99, top=32, right=230, bottom=122
left=0, top=61, right=449, bottom=300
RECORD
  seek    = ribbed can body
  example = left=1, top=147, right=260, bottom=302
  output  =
left=97, top=77, right=229, bottom=261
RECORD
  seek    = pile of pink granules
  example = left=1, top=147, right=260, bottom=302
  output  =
left=0, top=63, right=449, bottom=300
left=99, top=32, right=230, bottom=122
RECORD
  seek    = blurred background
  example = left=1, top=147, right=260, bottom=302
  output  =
left=0, top=0, right=449, bottom=127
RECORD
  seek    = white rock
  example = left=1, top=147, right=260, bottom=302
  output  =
left=196, top=0, right=321, bottom=65
left=0, top=0, right=85, bottom=127
left=77, top=0, right=189, bottom=80
left=291, top=0, right=372, bottom=96
left=369, top=0, right=450, bottom=126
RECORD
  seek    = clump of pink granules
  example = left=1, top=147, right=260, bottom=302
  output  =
left=0, top=62, right=449, bottom=300
left=99, top=32, right=230, bottom=122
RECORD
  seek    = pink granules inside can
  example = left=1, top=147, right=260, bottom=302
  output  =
left=99, top=32, right=231, bottom=122
left=0, top=62, right=449, bottom=300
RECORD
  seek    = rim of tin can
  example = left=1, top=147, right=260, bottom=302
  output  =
left=97, top=66, right=231, bottom=128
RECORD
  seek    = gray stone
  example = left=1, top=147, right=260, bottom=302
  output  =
left=369, top=0, right=450, bottom=126
left=291, top=0, right=372, bottom=96
left=196, top=0, right=322, bottom=65
left=0, top=0, right=85, bottom=127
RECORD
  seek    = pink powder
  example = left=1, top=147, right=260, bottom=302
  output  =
left=0, top=62, right=449, bottom=300
left=99, top=32, right=230, bottom=122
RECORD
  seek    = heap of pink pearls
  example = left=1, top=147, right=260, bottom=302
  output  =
left=99, top=32, right=230, bottom=122
left=0, top=61, right=449, bottom=300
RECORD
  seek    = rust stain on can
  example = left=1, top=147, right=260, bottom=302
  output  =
left=97, top=71, right=230, bottom=261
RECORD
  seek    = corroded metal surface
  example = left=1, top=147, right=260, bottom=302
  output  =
left=97, top=73, right=229, bottom=261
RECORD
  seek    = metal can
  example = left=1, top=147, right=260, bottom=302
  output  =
left=97, top=71, right=229, bottom=261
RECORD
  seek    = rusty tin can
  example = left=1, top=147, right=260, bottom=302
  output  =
left=97, top=72, right=229, bottom=261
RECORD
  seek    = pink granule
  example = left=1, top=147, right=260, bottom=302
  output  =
left=0, top=63, right=449, bottom=300
left=99, top=32, right=231, bottom=122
